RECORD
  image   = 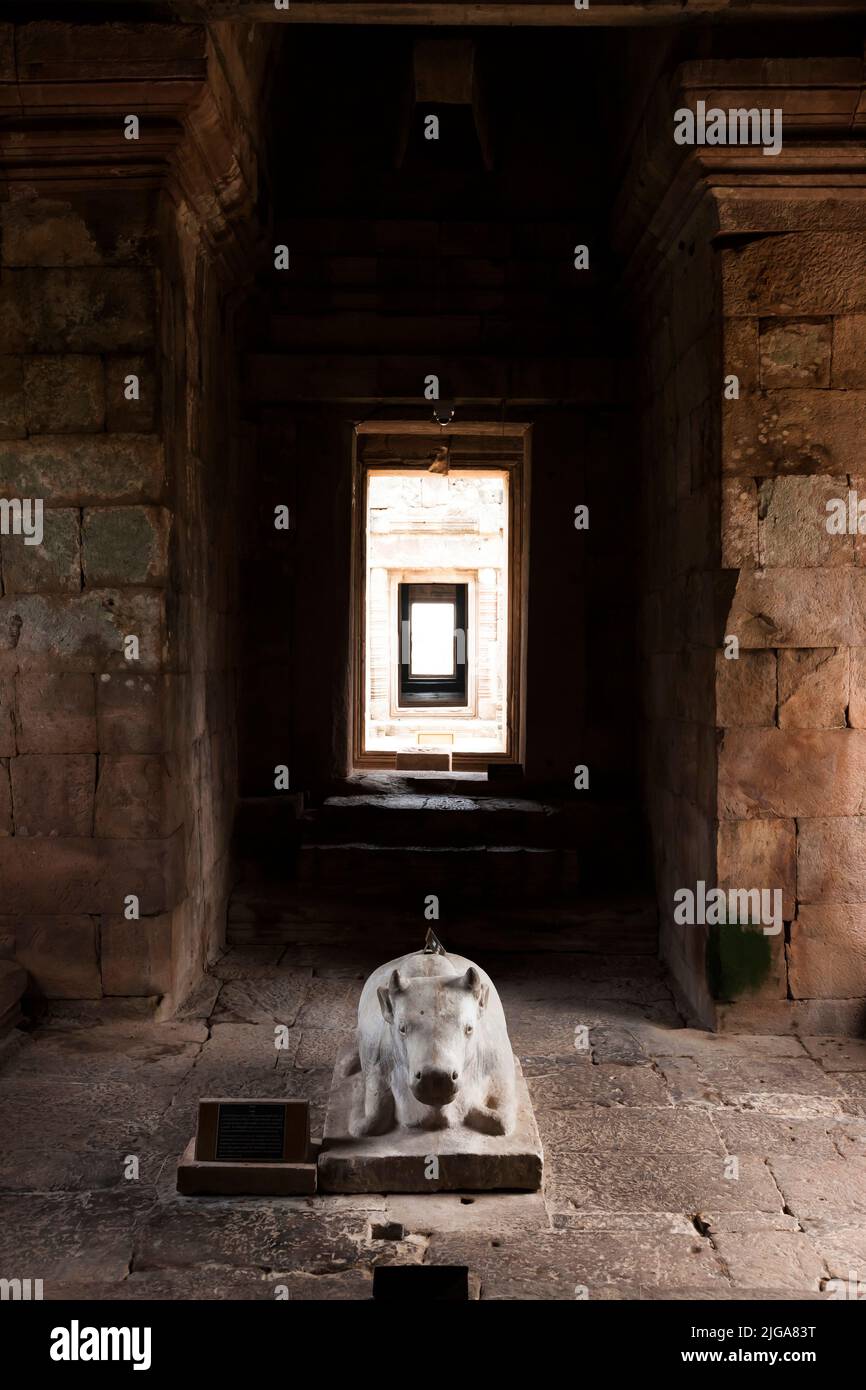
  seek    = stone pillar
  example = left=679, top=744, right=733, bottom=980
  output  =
left=627, top=54, right=866, bottom=1030
left=0, top=19, right=275, bottom=1012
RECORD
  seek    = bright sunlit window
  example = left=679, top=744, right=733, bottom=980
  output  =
left=410, top=602, right=455, bottom=676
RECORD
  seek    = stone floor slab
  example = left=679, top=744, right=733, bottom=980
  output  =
left=768, top=1156, right=866, bottom=1222
left=545, top=1152, right=783, bottom=1217
left=712, top=1232, right=826, bottom=1291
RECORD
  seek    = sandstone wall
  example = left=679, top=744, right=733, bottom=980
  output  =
left=0, top=19, right=274, bottom=1010
left=0, top=184, right=177, bottom=1004
left=628, top=51, right=866, bottom=1030
left=718, top=210, right=866, bottom=1033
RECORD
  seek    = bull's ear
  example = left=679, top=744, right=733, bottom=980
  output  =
left=378, top=968, right=404, bottom=1023
left=461, top=966, right=489, bottom=1009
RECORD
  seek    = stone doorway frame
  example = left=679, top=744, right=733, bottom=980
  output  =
left=351, top=420, right=532, bottom=771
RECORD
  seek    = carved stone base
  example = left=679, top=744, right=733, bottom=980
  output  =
left=319, top=1045, right=543, bottom=1193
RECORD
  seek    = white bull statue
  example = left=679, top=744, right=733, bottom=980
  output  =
left=344, top=933, right=517, bottom=1138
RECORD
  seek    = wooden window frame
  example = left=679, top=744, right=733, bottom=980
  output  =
left=351, top=421, right=531, bottom=772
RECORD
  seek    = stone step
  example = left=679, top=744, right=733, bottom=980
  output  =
left=297, top=841, right=575, bottom=896
left=226, top=886, right=659, bottom=955
left=305, top=794, right=562, bottom=848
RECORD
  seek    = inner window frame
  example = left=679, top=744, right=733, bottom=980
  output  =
left=398, top=581, right=468, bottom=706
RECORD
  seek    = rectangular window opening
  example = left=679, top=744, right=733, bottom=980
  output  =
left=352, top=426, right=530, bottom=769
left=399, top=582, right=468, bottom=707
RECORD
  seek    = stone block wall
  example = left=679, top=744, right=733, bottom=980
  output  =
left=629, top=51, right=866, bottom=1030
left=0, top=19, right=275, bottom=1012
left=0, top=185, right=179, bottom=1003
left=719, top=218, right=866, bottom=1032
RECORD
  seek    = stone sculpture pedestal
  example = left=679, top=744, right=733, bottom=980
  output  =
left=319, top=1044, right=543, bottom=1194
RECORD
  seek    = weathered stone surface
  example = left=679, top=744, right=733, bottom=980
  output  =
left=384, top=1190, right=547, bottom=1238
left=49, top=1268, right=374, bottom=1301
left=101, top=916, right=172, bottom=997
left=95, top=672, right=164, bottom=753
left=0, top=679, right=14, bottom=757
left=8, top=916, right=101, bottom=999
left=292, top=1028, right=354, bottom=1069
left=768, top=1155, right=866, bottom=1220
left=16, top=672, right=96, bottom=753
left=0, top=591, right=166, bottom=672
left=849, top=648, right=866, bottom=728
left=295, top=978, right=362, bottom=1030
left=10, top=753, right=95, bottom=836
left=800, top=1036, right=866, bottom=1072
left=702, top=1211, right=801, bottom=1235
left=711, top=1111, right=843, bottom=1160
left=0, top=356, right=25, bottom=437
left=83, top=506, right=169, bottom=586
left=832, top=314, right=866, bottom=388
left=716, top=817, right=796, bottom=919
left=758, top=475, right=853, bottom=567
left=789, top=906, right=866, bottom=998
left=778, top=647, right=848, bottom=728
left=629, top=1024, right=806, bottom=1059
left=835, top=1072, right=866, bottom=1117
left=0, top=1189, right=151, bottom=1282
left=0, top=833, right=182, bottom=914
left=23, top=356, right=104, bottom=433
left=431, top=1229, right=726, bottom=1297
left=537, top=1105, right=722, bottom=1154
left=694, top=1055, right=842, bottom=1107
left=525, top=1058, right=673, bottom=1109
left=798, top=818, right=866, bottom=903
left=719, top=729, right=866, bottom=819
left=722, top=235, right=866, bottom=316
left=725, top=568, right=858, bottom=648
left=724, top=391, right=866, bottom=477
left=759, top=319, right=831, bottom=389
left=213, top=974, right=310, bottom=1026
left=0, top=958, right=26, bottom=1014
left=717, top=998, right=866, bottom=1038
left=1, top=507, right=80, bottom=594
left=715, top=650, right=776, bottom=726
left=712, top=1232, right=824, bottom=1291
left=320, top=1046, right=543, bottom=1193
left=545, top=1151, right=782, bottom=1217
left=0, top=435, right=164, bottom=506
left=136, top=1200, right=362, bottom=1273
left=9, top=512, right=81, bottom=607
left=105, top=356, right=157, bottom=433
left=723, top=316, right=758, bottom=390
left=0, top=188, right=156, bottom=268
left=94, top=755, right=165, bottom=837
left=807, top=1225, right=866, bottom=1285
left=0, top=269, right=154, bottom=353
left=721, top=476, right=758, bottom=567
left=0, top=758, right=11, bottom=835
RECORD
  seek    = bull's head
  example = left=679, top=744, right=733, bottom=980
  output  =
left=378, top=966, right=489, bottom=1107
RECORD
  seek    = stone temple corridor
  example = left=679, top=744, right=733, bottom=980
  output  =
left=2, top=1, right=866, bottom=1319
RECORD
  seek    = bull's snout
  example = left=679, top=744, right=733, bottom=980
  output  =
left=412, top=1066, right=459, bottom=1107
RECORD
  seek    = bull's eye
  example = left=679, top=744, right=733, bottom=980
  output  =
left=465, top=1024, right=473, bottom=1036
left=399, top=1024, right=407, bottom=1035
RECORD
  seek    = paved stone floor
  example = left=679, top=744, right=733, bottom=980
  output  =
left=2, top=944, right=866, bottom=1300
